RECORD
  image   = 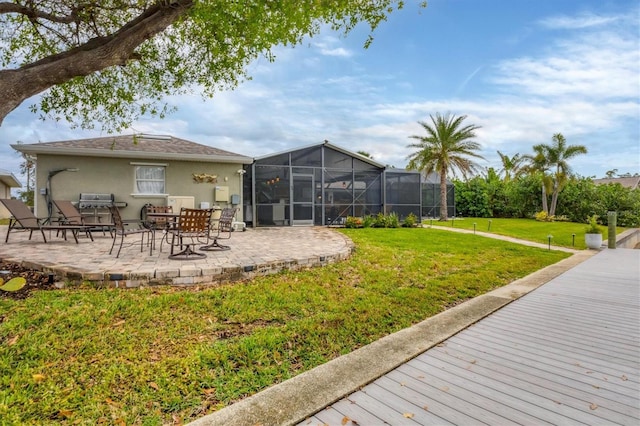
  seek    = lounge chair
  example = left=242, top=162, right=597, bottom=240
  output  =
left=201, top=207, right=237, bottom=251
left=53, top=199, right=112, bottom=238
left=0, top=198, right=83, bottom=243
left=108, top=205, right=154, bottom=258
left=167, top=208, right=212, bottom=260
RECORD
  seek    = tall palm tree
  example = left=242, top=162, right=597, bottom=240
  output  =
left=523, top=133, right=587, bottom=216
left=523, top=144, right=552, bottom=214
left=497, top=151, right=524, bottom=182
left=546, top=133, right=587, bottom=216
left=407, top=113, right=485, bottom=220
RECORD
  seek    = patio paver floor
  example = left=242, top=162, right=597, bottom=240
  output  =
left=0, top=225, right=354, bottom=287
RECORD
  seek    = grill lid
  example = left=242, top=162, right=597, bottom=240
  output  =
left=78, top=193, right=115, bottom=208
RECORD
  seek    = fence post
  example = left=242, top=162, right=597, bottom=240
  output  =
left=607, top=211, right=617, bottom=249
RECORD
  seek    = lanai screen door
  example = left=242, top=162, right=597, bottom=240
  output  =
left=292, top=174, right=314, bottom=225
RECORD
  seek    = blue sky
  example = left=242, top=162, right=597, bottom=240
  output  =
left=1, top=0, right=639, bottom=188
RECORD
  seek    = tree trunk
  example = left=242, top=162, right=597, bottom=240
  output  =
left=541, top=184, right=548, bottom=214
left=439, top=169, right=448, bottom=221
left=0, top=1, right=193, bottom=126
left=549, top=184, right=559, bottom=217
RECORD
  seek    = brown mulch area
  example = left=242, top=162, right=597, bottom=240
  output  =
left=0, top=261, right=56, bottom=300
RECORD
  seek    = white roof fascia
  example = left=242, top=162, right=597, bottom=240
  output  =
left=0, top=170, right=22, bottom=187
left=11, top=145, right=253, bottom=164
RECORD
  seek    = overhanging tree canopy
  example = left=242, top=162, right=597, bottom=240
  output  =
left=0, top=0, right=424, bottom=130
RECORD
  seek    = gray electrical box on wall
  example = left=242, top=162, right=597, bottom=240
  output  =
left=215, top=186, right=229, bottom=202
left=231, top=194, right=240, bottom=204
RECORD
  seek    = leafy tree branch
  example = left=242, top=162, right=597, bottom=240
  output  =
left=0, top=0, right=423, bottom=131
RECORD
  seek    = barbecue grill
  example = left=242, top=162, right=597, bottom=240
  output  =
left=78, top=193, right=115, bottom=209
left=77, top=193, right=127, bottom=223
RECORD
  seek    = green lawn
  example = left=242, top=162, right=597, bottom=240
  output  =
left=425, top=217, right=623, bottom=249
left=0, top=228, right=569, bottom=424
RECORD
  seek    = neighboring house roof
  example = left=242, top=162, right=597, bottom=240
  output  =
left=0, top=169, right=21, bottom=188
left=593, top=176, right=640, bottom=190
left=11, top=134, right=253, bottom=164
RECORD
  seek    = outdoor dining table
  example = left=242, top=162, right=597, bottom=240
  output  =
left=145, top=212, right=180, bottom=225
left=145, top=212, right=179, bottom=251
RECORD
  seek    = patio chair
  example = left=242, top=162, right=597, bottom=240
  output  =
left=141, top=204, right=175, bottom=251
left=0, top=198, right=82, bottom=243
left=201, top=207, right=237, bottom=251
left=142, top=204, right=174, bottom=230
left=167, top=208, right=212, bottom=260
left=108, top=205, right=153, bottom=258
left=53, top=199, right=113, bottom=239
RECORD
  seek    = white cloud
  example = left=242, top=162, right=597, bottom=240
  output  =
left=320, top=47, right=352, bottom=57
left=492, top=31, right=639, bottom=99
left=313, top=35, right=354, bottom=57
left=2, top=4, right=638, bottom=186
left=538, top=12, right=621, bottom=29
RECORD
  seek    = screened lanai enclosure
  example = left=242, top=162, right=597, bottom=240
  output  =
left=242, top=142, right=454, bottom=227
left=421, top=171, right=456, bottom=219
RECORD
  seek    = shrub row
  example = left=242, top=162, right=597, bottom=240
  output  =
left=345, top=212, right=418, bottom=228
left=454, top=175, right=640, bottom=227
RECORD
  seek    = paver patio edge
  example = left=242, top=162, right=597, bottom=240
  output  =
left=188, top=250, right=596, bottom=426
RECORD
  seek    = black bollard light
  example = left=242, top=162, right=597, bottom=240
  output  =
left=473, top=223, right=477, bottom=234
left=572, top=233, right=575, bottom=247
left=488, top=220, right=492, bottom=231
left=547, top=234, right=553, bottom=250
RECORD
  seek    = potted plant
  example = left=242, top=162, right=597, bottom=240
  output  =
left=584, top=214, right=603, bottom=249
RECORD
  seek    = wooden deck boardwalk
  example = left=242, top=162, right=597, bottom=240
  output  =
left=301, top=249, right=640, bottom=425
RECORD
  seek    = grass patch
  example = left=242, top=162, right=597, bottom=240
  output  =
left=0, top=228, right=569, bottom=424
left=426, top=217, right=625, bottom=249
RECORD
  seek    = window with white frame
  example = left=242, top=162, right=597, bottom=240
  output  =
left=134, top=165, right=165, bottom=194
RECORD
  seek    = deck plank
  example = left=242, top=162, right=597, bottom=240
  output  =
left=426, top=347, right=639, bottom=424
left=362, top=383, right=458, bottom=425
left=383, top=370, right=528, bottom=425
left=445, top=337, right=640, bottom=405
left=327, top=397, right=391, bottom=425
left=300, top=249, right=640, bottom=425
left=452, top=330, right=640, bottom=392
left=347, top=391, right=421, bottom=425
left=411, top=356, right=593, bottom=425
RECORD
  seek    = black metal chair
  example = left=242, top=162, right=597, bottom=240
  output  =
left=201, top=207, right=236, bottom=251
left=108, top=205, right=153, bottom=258
left=167, top=208, right=212, bottom=260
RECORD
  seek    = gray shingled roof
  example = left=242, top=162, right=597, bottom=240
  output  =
left=11, top=134, right=253, bottom=164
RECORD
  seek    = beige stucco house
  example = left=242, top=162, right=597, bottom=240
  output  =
left=0, top=169, right=22, bottom=219
left=11, top=134, right=253, bottom=223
